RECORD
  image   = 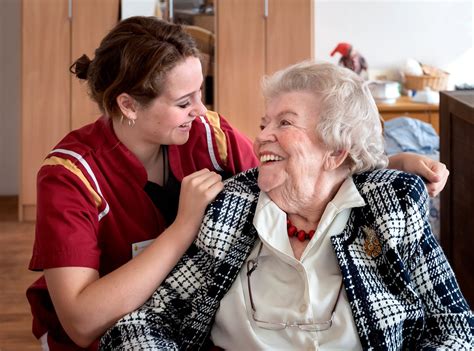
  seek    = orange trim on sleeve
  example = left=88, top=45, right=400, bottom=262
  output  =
left=205, top=110, right=228, bottom=166
left=43, top=156, right=102, bottom=208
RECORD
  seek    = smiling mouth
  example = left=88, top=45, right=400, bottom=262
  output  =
left=260, top=154, right=284, bottom=164
left=179, top=121, right=193, bottom=128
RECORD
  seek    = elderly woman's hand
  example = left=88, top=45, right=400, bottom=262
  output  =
left=387, top=152, right=449, bottom=197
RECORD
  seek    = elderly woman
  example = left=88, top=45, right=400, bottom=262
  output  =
left=101, top=62, right=473, bottom=350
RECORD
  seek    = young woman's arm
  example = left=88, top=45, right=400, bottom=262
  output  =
left=45, top=169, right=223, bottom=347
left=387, top=152, right=449, bottom=196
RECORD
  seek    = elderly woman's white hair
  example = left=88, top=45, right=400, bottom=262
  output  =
left=262, top=60, right=388, bottom=174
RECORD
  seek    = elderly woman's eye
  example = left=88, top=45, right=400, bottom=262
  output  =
left=280, top=120, right=291, bottom=126
left=259, top=125, right=266, bottom=131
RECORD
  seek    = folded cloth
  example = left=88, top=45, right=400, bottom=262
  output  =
left=383, top=117, right=439, bottom=156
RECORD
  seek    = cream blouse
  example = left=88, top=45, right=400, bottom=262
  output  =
left=211, top=177, right=366, bottom=350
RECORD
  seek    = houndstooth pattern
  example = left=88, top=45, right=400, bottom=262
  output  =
left=100, top=169, right=261, bottom=350
left=100, top=168, right=473, bottom=350
left=332, top=170, right=473, bottom=350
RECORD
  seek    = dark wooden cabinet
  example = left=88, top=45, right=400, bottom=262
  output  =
left=440, top=91, right=474, bottom=308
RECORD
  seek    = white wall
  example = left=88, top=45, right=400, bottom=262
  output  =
left=315, top=0, right=474, bottom=88
left=0, top=0, right=20, bottom=195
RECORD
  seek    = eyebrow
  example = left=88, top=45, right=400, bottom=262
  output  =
left=277, top=110, right=298, bottom=118
left=174, top=91, right=194, bottom=103
left=173, top=84, right=204, bottom=103
left=262, top=110, right=299, bottom=120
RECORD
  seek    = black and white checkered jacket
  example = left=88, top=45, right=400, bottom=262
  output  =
left=100, top=168, right=473, bottom=350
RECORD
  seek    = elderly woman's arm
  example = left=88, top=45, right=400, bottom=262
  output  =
left=387, top=152, right=449, bottom=197
left=405, top=177, right=473, bottom=348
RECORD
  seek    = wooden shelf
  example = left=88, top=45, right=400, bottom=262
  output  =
left=377, top=96, right=439, bottom=134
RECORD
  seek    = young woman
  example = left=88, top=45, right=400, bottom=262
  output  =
left=27, top=16, right=256, bottom=350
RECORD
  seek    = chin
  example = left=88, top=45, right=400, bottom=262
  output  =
left=173, top=134, right=190, bottom=145
left=257, top=175, right=280, bottom=193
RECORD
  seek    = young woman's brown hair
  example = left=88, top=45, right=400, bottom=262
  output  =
left=70, top=16, right=200, bottom=117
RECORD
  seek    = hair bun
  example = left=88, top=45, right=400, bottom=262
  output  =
left=70, top=54, right=91, bottom=80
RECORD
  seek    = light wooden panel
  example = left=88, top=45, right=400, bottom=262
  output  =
left=71, top=0, right=119, bottom=130
left=21, top=0, right=71, bottom=215
left=265, top=0, right=314, bottom=75
left=215, top=0, right=266, bottom=140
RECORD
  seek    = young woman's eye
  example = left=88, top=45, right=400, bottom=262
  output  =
left=178, top=101, right=191, bottom=108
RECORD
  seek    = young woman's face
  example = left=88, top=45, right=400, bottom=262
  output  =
left=135, top=56, right=207, bottom=146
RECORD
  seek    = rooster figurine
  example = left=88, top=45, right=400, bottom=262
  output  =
left=331, top=42, right=368, bottom=75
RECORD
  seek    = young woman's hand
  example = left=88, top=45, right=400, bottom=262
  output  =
left=388, top=152, right=449, bottom=197
left=176, top=168, right=224, bottom=230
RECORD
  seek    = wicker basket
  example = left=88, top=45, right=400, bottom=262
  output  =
left=404, top=73, right=449, bottom=91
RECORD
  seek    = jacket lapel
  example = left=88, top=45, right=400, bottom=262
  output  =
left=181, top=169, right=260, bottom=350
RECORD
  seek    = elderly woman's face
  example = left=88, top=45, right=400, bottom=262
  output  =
left=253, top=91, right=329, bottom=195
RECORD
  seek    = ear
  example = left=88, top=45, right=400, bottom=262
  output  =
left=116, top=93, right=138, bottom=120
left=324, top=149, right=349, bottom=171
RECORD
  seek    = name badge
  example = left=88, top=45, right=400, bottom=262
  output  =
left=132, top=239, right=154, bottom=258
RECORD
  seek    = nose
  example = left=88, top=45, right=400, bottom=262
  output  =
left=191, top=97, right=208, bottom=117
left=255, top=124, right=276, bottom=144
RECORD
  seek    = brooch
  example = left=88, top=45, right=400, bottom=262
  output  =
left=363, top=226, right=382, bottom=258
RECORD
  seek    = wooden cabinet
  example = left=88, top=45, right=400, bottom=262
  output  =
left=70, top=1, right=120, bottom=130
left=215, top=0, right=314, bottom=139
left=20, top=0, right=119, bottom=221
left=439, top=91, right=474, bottom=308
left=377, top=97, right=439, bottom=134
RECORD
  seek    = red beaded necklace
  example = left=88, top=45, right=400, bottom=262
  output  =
left=287, top=218, right=315, bottom=242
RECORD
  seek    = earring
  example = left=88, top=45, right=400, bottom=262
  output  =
left=121, top=114, right=135, bottom=127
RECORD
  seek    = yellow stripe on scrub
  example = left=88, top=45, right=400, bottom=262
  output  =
left=205, top=110, right=228, bottom=166
left=43, top=156, right=102, bottom=208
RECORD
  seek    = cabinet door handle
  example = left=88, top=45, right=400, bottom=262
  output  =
left=264, top=0, right=268, bottom=18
